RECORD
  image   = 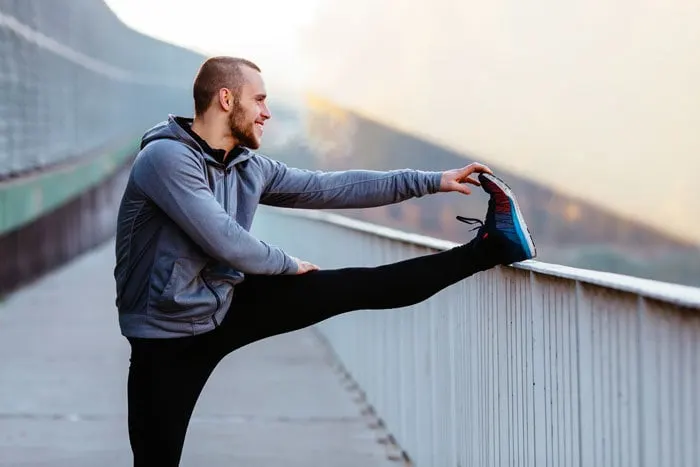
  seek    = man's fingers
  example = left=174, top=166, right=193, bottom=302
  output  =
left=456, top=184, right=472, bottom=195
left=454, top=170, right=481, bottom=186
left=293, top=257, right=319, bottom=274
left=464, top=162, right=493, bottom=175
left=440, top=163, right=493, bottom=194
left=296, top=259, right=320, bottom=274
left=464, top=176, right=480, bottom=186
left=476, top=163, right=494, bottom=174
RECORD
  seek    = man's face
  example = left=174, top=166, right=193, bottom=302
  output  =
left=228, top=66, right=271, bottom=150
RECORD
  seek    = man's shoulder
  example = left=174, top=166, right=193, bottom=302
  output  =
left=130, top=140, right=206, bottom=184
left=137, top=138, right=203, bottom=165
left=245, top=151, right=288, bottom=168
left=245, top=149, right=271, bottom=162
left=141, top=137, right=199, bottom=154
left=239, top=150, right=278, bottom=171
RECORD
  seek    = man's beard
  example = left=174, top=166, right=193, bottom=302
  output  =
left=228, top=106, right=258, bottom=149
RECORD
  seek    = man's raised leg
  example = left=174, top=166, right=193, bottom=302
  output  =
left=227, top=172, right=536, bottom=343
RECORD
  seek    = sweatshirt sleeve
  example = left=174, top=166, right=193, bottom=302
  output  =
left=132, top=142, right=298, bottom=275
left=258, top=156, right=443, bottom=209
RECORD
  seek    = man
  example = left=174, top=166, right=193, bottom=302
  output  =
left=114, top=56, right=536, bottom=466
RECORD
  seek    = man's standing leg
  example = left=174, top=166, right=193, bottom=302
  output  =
left=126, top=333, right=223, bottom=467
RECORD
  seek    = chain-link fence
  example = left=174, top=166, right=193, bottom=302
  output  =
left=0, top=0, right=205, bottom=179
left=0, top=0, right=209, bottom=295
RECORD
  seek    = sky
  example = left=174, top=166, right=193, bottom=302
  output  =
left=104, top=0, right=700, bottom=246
left=104, top=0, right=320, bottom=96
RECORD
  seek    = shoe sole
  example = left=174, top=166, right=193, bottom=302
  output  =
left=480, top=173, right=537, bottom=259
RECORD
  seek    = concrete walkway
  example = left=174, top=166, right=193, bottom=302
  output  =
left=0, top=241, right=403, bottom=466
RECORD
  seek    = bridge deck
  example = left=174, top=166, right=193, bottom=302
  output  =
left=0, top=241, right=401, bottom=466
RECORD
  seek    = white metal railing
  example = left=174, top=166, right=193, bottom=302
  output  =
left=253, top=206, right=700, bottom=467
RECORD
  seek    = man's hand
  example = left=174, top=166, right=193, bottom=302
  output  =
left=439, top=162, right=494, bottom=195
left=291, top=256, right=320, bottom=274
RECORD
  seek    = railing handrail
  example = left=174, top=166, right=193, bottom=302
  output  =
left=271, top=207, right=700, bottom=310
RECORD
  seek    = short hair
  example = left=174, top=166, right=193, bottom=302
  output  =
left=192, top=56, right=261, bottom=116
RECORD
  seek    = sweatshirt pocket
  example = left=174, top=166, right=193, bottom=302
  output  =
left=154, top=257, right=213, bottom=317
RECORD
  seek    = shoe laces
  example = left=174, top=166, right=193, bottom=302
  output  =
left=455, top=215, right=484, bottom=232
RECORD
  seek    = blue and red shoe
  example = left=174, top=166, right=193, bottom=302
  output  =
left=457, top=173, right=536, bottom=265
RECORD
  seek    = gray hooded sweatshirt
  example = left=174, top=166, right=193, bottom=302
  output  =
left=114, top=115, right=443, bottom=339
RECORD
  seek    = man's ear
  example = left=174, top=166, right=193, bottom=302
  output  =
left=218, top=88, right=233, bottom=111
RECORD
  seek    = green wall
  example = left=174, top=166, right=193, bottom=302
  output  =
left=0, top=139, right=140, bottom=235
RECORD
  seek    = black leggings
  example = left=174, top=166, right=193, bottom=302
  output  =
left=126, top=241, right=494, bottom=466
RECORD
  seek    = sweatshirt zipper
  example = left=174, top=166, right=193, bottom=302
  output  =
left=200, top=272, right=221, bottom=327
left=203, top=166, right=229, bottom=328
left=223, top=167, right=230, bottom=211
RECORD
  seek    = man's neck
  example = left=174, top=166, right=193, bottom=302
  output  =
left=191, top=116, right=237, bottom=155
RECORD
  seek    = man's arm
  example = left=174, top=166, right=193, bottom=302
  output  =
left=133, top=142, right=298, bottom=275
left=258, top=156, right=443, bottom=209
left=258, top=156, right=493, bottom=209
